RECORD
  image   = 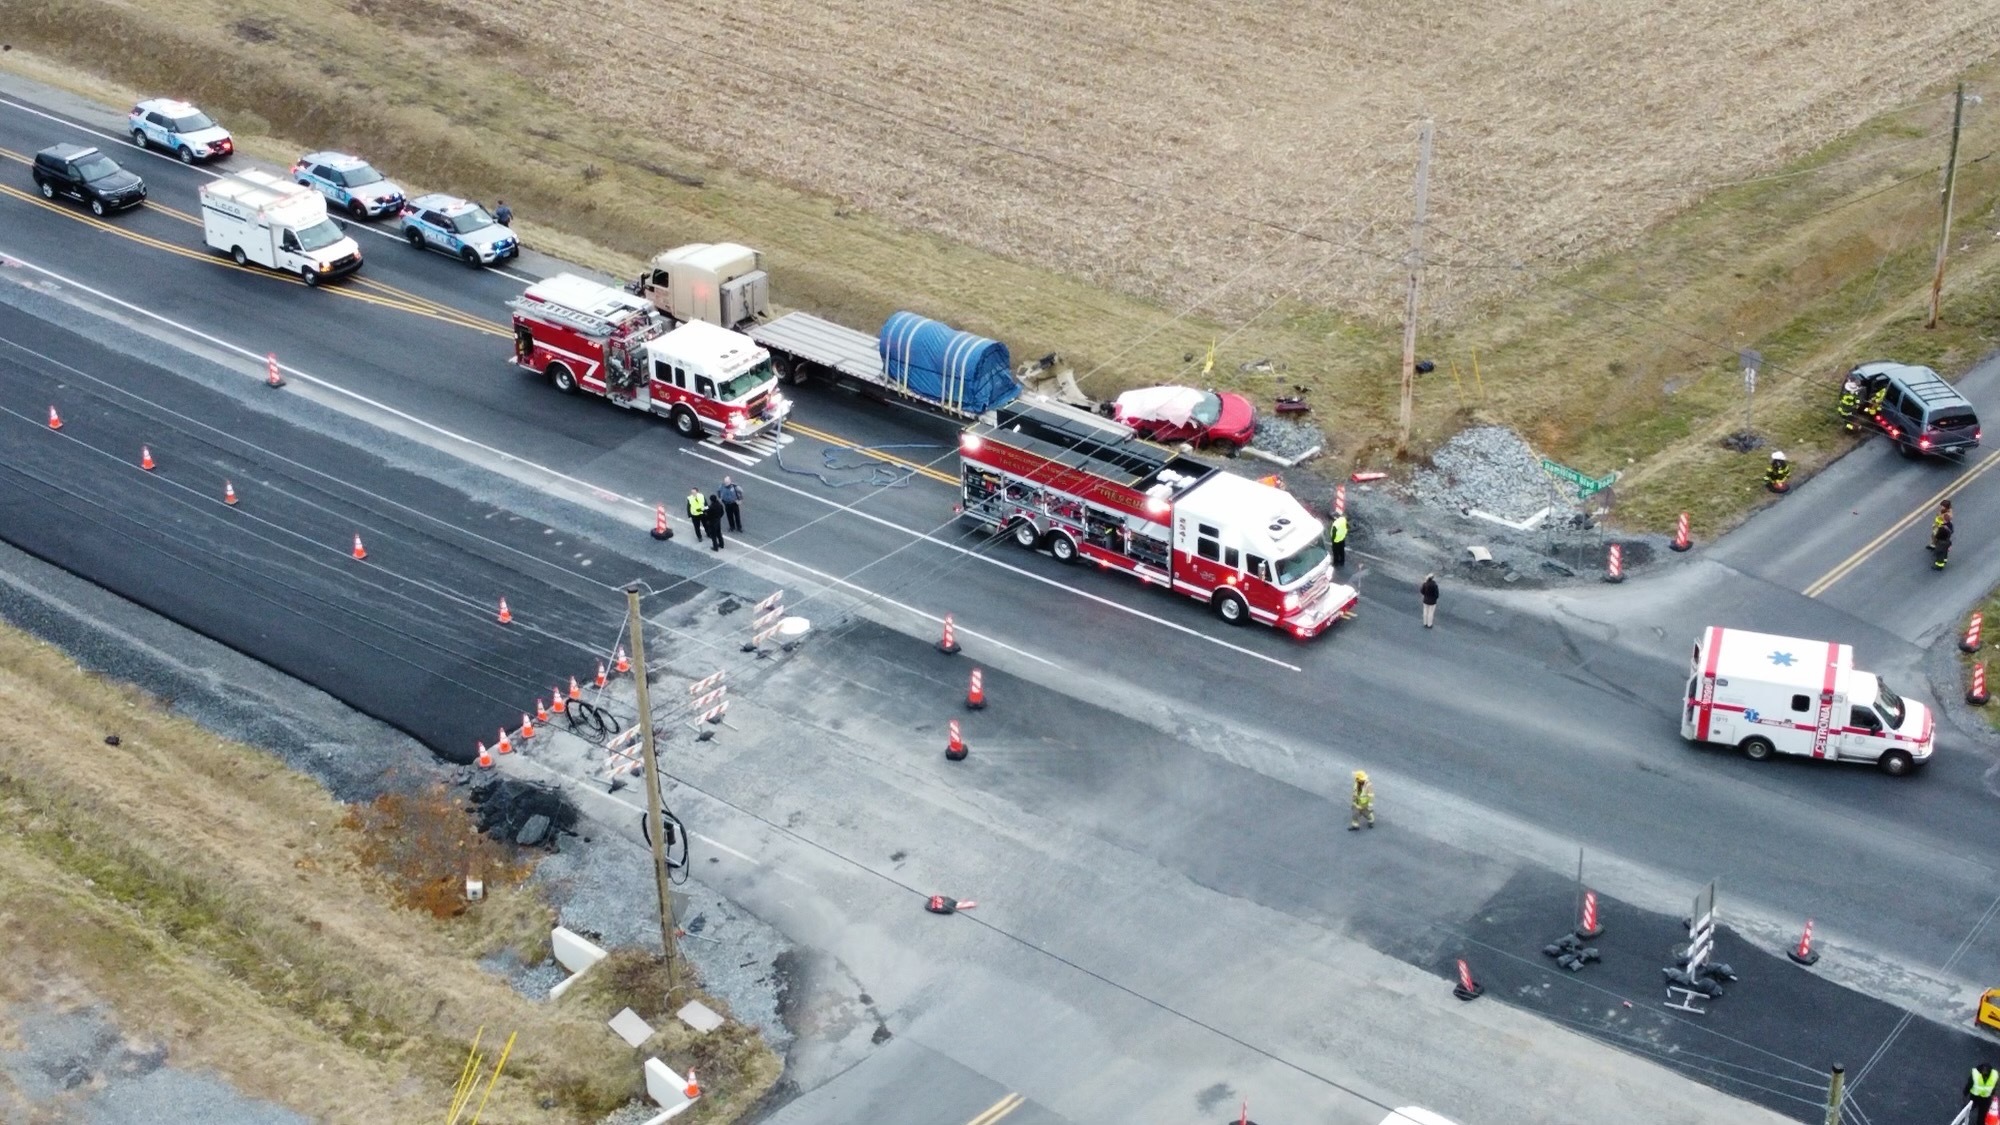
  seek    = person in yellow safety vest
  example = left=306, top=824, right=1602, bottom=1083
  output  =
left=1931, top=499, right=1954, bottom=549
left=1348, top=770, right=1375, bottom=831
left=1969, top=1063, right=1997, bottom=1102
left=1765, top=451, right=1791, bottom=493
left=1328, top=513, right=1349, bottom=568
left=1837, top=376, right=1861, bottom=429
left=685, top=487, right=708, bottom=536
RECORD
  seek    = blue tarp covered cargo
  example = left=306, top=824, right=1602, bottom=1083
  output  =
left=877, top=311, right=1020, bottom=416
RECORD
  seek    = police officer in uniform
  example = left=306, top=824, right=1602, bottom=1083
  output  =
left=1347, top=770, right=1375, bottom=831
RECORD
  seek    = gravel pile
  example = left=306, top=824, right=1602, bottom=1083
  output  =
left=1411, top=426, right=1579, bottom=521
left=1250, top=415, right=1326, bottom=460
left=0, top=1005, right=306, bottom=1125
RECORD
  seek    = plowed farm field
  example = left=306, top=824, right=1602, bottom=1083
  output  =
left=480, top=0, right=1998, bottom=321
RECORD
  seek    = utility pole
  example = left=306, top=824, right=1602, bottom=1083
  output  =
left=1822, top=1063, right=1844, bottom=1125
left=1927, top=82, right=1966, bottom=329
left=624, top=583, right=680, bottom=998
left=1398, top=120, right=1434, bottom=454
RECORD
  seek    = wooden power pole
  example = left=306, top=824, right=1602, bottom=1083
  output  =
left=1927, top=82, right=1966, bottom=329
left=624, top=584, right=680, bottom=997
left=1398, top=120, right=1435, bottom=453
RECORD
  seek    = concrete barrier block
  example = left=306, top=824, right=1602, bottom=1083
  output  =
left=641, top=1058, right=698, bottom=1122
left=551, top=926, right=608, bottom=975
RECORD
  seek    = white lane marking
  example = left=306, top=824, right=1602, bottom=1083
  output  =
left=679, top=446, right=1307, bottom=672
left=0, top=95, right=541, bottom=275
left=695, top=833, right=759, bottom=864
left=0, top=248, right=1067, bottom=670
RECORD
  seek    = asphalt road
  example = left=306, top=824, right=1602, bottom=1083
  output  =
left=3, top=83, right=2000, bottom=1124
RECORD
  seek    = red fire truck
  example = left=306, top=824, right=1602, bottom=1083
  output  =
left=959, top=400, right=1357, bottom=636
left=509, top=273, right=789, bottom=443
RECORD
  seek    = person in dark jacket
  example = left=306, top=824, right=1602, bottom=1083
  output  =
left=1933, top=516, right=1953, bottom=570
left=704, top=493, right=726, bottom=550
left=1420, top=573, right=1440, bottom=628
left=494, top=199, right=513, bottom=226
left=718, top=476, right=744, bottom=532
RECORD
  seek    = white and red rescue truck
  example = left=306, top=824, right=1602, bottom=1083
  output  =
left=509, top=273, right=789, bottom=443
left=1680, top=626, right=1934, bottom=776
left=958, top=400, right=1358, bottom=636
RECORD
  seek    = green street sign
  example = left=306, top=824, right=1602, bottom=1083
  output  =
left=1542, top=458, right=1620, bottom=499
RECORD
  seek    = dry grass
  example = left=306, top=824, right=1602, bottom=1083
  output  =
left=0, top=622, right=778, bottom=1123
left=5, top=0, right=2000, bottom=535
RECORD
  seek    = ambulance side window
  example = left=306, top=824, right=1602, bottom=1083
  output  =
left=1195, top=523, right=1220, bottom=562
left=1791, top=694, right=1810, bottom=712
left=1849, top=706, right=1881, bottom=732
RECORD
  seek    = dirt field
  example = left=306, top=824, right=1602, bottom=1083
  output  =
left=5, top=0, right=2000, bottom=533
left=484, top=0, right=2000, bottom=323
left=0, top=621, right=777, bottom=1123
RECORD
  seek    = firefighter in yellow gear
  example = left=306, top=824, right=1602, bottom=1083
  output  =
left=1837, top=377, right=1861, bottom=429
left=1765, top=451, right=1792, bottom=493
left=1348, top=770, right=1375, bottom=830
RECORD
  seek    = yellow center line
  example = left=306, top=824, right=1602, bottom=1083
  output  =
left=783, top=419, right=960, bottom=486
left=966, top=1092, right=1024, bottom=1125
left=1803, top=446, right=2000, bottom=597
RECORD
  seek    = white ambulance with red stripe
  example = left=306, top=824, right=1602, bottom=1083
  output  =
left=1680, top=627, right=1934, bottom=776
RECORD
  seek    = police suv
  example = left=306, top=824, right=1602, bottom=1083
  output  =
left=128, top=98, right=234, bottom=163
left=292, top=152, right=406, bottom=220
left=399, top=194, right=518, bottom=268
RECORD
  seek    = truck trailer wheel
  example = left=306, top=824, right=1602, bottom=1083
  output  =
left=546, top=363, right=577, bottom=394
left=1212, top=590, right=1248, bottom=626
left=670, top=407, right=701, bottom=438
left=1878, top=749, right=1915, bottom=777
left=1048, top=532, right=1079, bottom=564
left=774, top=355, right=809, bottom=386
left=230, top=246, right=248, bottom=266
left=1739, top=736, right=1774, bottom=761
left=1010, top=520, right=1041, bottom=550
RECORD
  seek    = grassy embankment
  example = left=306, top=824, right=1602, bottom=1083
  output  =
left=0, top=621, right=777, bottom=1122
left=3, top=3, right=2000, bottom=536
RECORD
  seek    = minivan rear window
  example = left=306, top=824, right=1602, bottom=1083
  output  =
left=1932, top=408, right=1979, bottom=430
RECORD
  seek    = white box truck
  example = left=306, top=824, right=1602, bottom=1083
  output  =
left=200, top=169, right=361, bottom=286
left=1680, top=626, right=1933, bottom=775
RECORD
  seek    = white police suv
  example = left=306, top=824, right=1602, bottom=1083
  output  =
left=128, top=99, right=234, bottom=163
left=293, top=152, right=406, bottom=219
left=399, top=193, right=519, bottom=267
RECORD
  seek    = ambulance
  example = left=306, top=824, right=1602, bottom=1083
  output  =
left=1680, top=627, right=1933, bottom=776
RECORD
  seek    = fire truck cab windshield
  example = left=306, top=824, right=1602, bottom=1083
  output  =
left=1275, top=539, right=1329, bottom=586
left=716, top=361, right=776, bottom=403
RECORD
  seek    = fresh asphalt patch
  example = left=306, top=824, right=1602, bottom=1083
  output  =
left=0, top=300, right=697, bottom=763
left=1388, top=866, right=1987, bottom=1123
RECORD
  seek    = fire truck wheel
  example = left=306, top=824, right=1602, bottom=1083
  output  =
left=1010, top=520, right=1041, bottom=550
left=1739, top=736, right=1774, bottom=761
left=1878, top=749, right=1914, bottom=777
left=1212, top=590, right=1248, bottom=625
left=1048, top=532, right=1079, bottom=564
left=671, top=407, right=701, bottom=438
left=546, top=363, right=578, bottom=394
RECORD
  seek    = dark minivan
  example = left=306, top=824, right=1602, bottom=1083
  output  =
left=1851, top=361, right=1981, bottom=459
left=32, top=143, right=146, bottom=216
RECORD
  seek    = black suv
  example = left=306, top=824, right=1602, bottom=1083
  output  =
left=32, top=143, right=146, bottom=216
left=1851, top=361, right=1981, bottom=458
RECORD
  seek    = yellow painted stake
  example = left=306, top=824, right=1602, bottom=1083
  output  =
left=1449, top=358, right=1465, bottom=406
left=1472, top=348, right=1485, bottom=401
left=1202, top=338, right=1216, bottom=379
left=467, top=1031, right=517, bottom=1125
left=446, top=1027, right=484, bottom=1124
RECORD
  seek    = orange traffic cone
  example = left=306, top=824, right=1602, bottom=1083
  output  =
left=651, top=504, right=671, bottom=541
left=945, top=719, right=967, bottom=761
left=223, top=481, right=238, bottom=506
left=497, top=597, right=513, bottom=625
left=351, top=534, right=367, bottom=560
left=47, top=406, right=62, bottom=430
left=594, top=661, right=607, bottom=689
left=140, top=445, right=156, bottom=471
left=966, top=668, right=986, bottom=710
left=615, top=646, right=630, bottom=674
left=265, top=352, right=285, bottom=388
left=476, top=741, right=493, bottom=769
left=496, top=728, right=513, bottom=755
left=683, top=1069, right=700, bottom=1099
left=536, top=698, right=551, bottom=723
left=550, top=687, right=567, bottom=715
left=1986, top=1095, right=1998, bottom=1125
left=568, top=676, right=582, bottom=701
left=519, top=712, right=536, bottom=740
